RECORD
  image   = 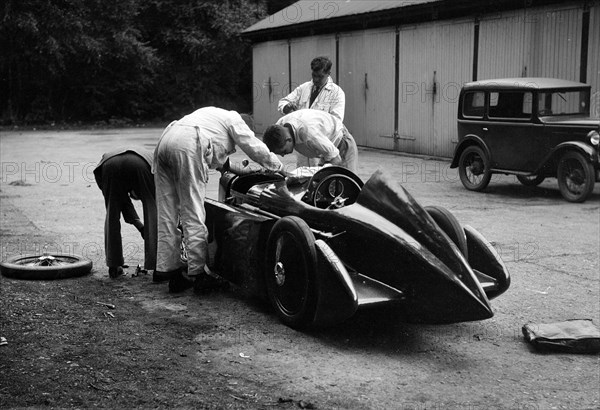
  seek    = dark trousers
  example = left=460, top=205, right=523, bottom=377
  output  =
left=98, top=153, right=157, bottom=270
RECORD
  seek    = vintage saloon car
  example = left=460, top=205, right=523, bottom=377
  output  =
left=450, top=78, right=600, bottom=202
left=204, top=165, right=510, bottom=329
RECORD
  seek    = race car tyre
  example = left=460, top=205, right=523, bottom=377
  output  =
left=458, top=146, right=492, bottom=191
left=0, top=253, right=93, bottom=280
left=516, top=174, right=545, bottom=186
left=424, top=206, right=468, bottom=259
left=265, top=216, right=318, bottom=329
left=557, top=151, right=595, bottom=203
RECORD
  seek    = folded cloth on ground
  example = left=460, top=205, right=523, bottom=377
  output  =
left=522, top=319, right=600, bottom=354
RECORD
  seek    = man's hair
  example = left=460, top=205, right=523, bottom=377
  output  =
left=263, top=125, right=289, bottom=151
left=311, top=56, right=332, bottom=73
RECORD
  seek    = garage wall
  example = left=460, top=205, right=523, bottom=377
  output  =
left=478, top=4, right=585, bottom=82
left=250, top=1, right=599, bottom=155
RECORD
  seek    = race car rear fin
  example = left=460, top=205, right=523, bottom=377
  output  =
left=353, top=274, right=406, bottom=307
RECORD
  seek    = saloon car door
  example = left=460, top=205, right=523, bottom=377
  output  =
left=484, top=91, right=543, bottom=172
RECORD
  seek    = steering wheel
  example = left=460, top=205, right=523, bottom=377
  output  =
left=312, top=175, right=362, bottom=209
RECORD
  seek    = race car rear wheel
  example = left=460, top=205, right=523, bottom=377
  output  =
left=424, top=206, right=468, bottom=259
left=265, top=216, right=318, bottom=329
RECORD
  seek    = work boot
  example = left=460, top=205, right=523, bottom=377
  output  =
left=193, top=269, right=229, bottom=295
left=108, top=266, right=124, bottom=279
left=153, top=269, right=178, bottom=283
left=168, top=269, right=193, bottom=293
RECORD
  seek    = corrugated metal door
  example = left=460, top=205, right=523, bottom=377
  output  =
left=478, top=10, right=532, bottom=79
left=397, top=24, right=436, bottom=156
left=433, top=21, right=473, bottom=157
left=290, top=35, right=337, bottom=90
left=338, top=28, right=395, bottom=149
left=589, top=4, right=600, bottom=118
left=252, top=41, right=289, bottom=134
left=527, top=5, right=582, bottom=80
left=397, top=20, right=472, bottom=157
left=479, top=5, right=584, bottom=82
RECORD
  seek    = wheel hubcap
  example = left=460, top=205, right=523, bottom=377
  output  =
left=569, top=169, right=584, bottom=185
left=36, top=255, right=57, bottom=266
left=274, top=262, right=285, bottom=286
left=470, top=158, right=483, bottom=175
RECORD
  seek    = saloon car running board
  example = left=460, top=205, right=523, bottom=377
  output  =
left=352, top=274, right=406, bottom=307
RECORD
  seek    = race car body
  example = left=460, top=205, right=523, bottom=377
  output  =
left=205, top=166, right=510, bottom=328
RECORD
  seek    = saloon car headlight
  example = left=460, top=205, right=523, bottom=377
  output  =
left=589, top=130, right=600, bottom=146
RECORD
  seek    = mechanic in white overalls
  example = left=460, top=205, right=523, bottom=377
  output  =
left=263, top=109, right=358, bottom=173
left=153, top=107, right=284, bottom=293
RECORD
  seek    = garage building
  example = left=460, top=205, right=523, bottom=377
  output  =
left=243, top=0, right=600, bottom=158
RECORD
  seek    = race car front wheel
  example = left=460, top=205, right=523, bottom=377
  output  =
left=265, top=216, right=318, bottom=329
left=0, top=253, right=93, bottom=280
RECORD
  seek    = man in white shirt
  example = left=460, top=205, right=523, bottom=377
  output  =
left=278, top=56, right=346, bottom=168
left=278, top=56, right=346, bottom=121
left=263, top=109, right=358, bottom=173
left=153, top=107, right=284, bottom=293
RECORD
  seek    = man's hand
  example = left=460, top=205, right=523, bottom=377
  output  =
left=319, top=155, right=342, bottom=167
left=282, top=103, right=297, bottom=114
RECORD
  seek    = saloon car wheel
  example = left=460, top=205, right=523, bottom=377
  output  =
left=265, top=216, right=318, bottom=329
left=557, top=151, right=595, bottom=203
left=458, top=146, right=491, bottom=191
left=424, top=206, right=468, bottom=259
left=0, top=253, right=92, bottom=280
left=516, top=174, right=545, bottom=186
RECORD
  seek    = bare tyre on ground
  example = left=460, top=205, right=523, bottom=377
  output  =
left=0, top=253, right=93, bottom=280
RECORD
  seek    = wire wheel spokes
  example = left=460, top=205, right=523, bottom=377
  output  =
left=18, top=254, right=81, bottom=267
left=459, top=146, right=491, bottom=191
left=563, top=159, right=586, bottom=193
left=465, top=154, right=484, bottom=184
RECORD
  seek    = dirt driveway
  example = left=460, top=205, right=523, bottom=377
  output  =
left=1, top=128, right=599, bottom=409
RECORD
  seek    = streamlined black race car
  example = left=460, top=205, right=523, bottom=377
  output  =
left=204, top=166, right=510, bottom=329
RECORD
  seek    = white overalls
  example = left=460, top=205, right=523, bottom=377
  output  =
left=153, top=107, right=283, bottom=277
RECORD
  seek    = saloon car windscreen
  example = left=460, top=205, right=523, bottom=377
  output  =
left=538, top=90, right=590, bottom=116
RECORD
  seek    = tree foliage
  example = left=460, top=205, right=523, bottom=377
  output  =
left=0, top=0, right=268, bottom=124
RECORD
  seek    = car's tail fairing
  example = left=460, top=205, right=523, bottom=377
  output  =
left=333, top=169, right=494, bottom=323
